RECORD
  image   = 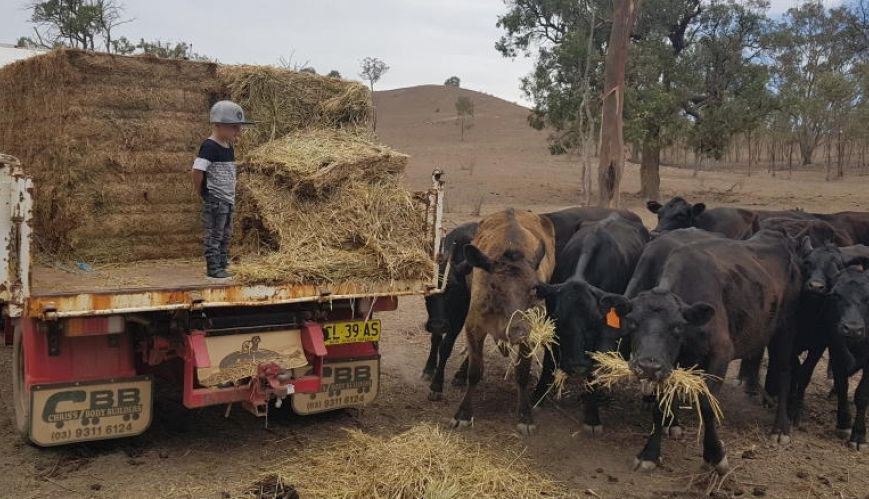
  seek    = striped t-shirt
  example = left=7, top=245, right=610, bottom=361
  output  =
left=192, top=138, right=236, bottom=204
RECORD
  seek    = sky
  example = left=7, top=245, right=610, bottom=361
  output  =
left=0, top=0, right=842, bottom=106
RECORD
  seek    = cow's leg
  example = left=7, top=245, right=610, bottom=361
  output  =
left=634, top=395, right=666, bottom=472
left=700, top=376, right=729, bottom=475
left=428, top=326, right=464, bottom=400
left=739, top=354, right=764, bottom=399
left=422, top=332, right=442, bottom=381
left=768, top=333, right=794, bottom=443
left=449, top=330, right=484, bottom=429
left=531, top=349, right=556, bottom=405
left=848, top=368, right=868, bottom=451
left=452, top=356, right=469, bottom=386
left=789, top=345, right=824, bottom=427
left=833, top=359, right=852, bottom=439
left=515, top=343, right=536, bottom=435
left=582, top=388, right=603, bottom=435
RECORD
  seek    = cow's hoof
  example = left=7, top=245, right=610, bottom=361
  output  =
left=836, top=428, right=852, bottom=439
left=633, top=458, right=658, bottom=472
left=712, top=456, right=730, bottom=476
left=427, top=391, right=443, bottom=401
left=583, top=424, right=604, bottom=436
left=516, top=423, right=537, bottom=436
left=421, top=371, right=433, bottom=382
left=771, top=432, right=791, bottom=445
left=447, top=418, right=472, bottom=430
left=665, top=425, right=683, bottom=439
left=848, top=440, right=867, bottom=451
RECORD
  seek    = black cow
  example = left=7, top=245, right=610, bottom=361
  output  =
left=647, top=197, right=758, bottom=239
left=424, top=206, right=641, bottom=401
left=423, top=221, right=479, bottom=395
left=533, top=213, right=650, bottom=432
left=757, top=209, right=869, bottom=246
left=601, top=229, right=802, bottom=474
left=827, top=267, right=869, bottom=450
left=759, top=217, right=854, bottom=247
left=787, top=241, right=869, bottom=426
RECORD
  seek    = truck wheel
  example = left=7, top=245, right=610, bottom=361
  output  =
left=11, top=320, right=31, bottom=439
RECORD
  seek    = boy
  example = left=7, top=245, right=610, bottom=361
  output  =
left=192, top=100, right=253, bottom=279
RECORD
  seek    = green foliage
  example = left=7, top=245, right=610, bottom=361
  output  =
left=135, top=39, right=210, bottom=61
left=327, top=70, right=342, bottom=78
left=444, top=76, right=461, bottom=87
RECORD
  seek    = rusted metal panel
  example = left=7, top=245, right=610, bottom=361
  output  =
left=28, top=280, right=429, bottom=319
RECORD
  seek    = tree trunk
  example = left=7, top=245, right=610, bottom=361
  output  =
left=597, top=0, right=640, bottom=208
left=747, top=131, right=752, bottom=177
left=788, top=140, right=794, bottom=179
left=640, top=138, right=661, bottom=200
left=825, top=137, right=832, bottom=181
left=799, top=134, right=815, bottom=165
left=837, top=132, right=844, bottom=178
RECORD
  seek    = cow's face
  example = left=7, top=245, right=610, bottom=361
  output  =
left=604, top=289, right=714, bottom=381
left=647, top=198, right=706, bottom=235
left=465, top=242, right=546, bottom=343
left=829, top=267, right=869, bottom=341
left=800, top=238, right=845, bottom=295
left=536, top=280, right=608, bottom=376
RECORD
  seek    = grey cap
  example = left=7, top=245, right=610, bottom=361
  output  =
left=210, top=100, right=254, bottom=125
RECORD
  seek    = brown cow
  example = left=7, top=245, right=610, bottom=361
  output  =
left=449, top=208, right=556, bottom=434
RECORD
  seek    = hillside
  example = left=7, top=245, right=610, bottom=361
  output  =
left=374, top=85, right=581, bottom=212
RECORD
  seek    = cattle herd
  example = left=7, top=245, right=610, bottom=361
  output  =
left=423, top=197, right=869, bottom=475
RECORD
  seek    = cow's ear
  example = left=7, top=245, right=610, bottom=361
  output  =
left=599, top=293, right=632, bottom=316
left=845, top=256, right=869, bottom=271
left=535, top=282, right=562, bottom=299
left=691, top=203, right=706, bottom=217
left=799, top=235, right=814, bottom=258
left=682, top=302, right=714, bottom=326
left=464, top=245, right=493, bottom=272
left=647, top=200, right=663, bottom=214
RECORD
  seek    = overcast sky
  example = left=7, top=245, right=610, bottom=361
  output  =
left=0, top=0, right=840, bottom=106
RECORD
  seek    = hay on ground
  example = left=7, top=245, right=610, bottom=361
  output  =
left=589, top=350, right=724, bottom=436
left=243, top=424, right=567, bottom=498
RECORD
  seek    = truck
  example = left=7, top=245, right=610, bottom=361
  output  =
left=1, top=153, right=445, bottom=446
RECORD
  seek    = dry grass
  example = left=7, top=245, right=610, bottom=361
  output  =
left=242, top=424, right=568, bottom=498
left=589, top=350, right=723, bottom=436
left=233, top=129, right=433, bottom=284
left=500, top=306, right=558, bottom=373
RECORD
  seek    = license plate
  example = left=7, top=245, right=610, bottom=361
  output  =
left=291, top=357, right=380, bottom=415
left=29, top=376, right=153, bottom=447
left=323, top=319, right=381, bottom=345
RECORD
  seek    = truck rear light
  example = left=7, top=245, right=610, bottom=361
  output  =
left=64, top=315, right=125, bottom=336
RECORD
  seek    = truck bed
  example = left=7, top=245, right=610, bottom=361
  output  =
left=27, top=260, right=433, bottom=318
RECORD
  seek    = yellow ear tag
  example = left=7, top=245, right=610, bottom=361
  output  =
left=606, top=308, right=621, bottom=329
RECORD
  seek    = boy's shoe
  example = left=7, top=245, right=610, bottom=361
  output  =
left=207, top=269, right=233, bottom=279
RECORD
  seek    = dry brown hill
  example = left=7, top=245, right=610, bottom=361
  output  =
left=374, top=85, right=581, bottom=212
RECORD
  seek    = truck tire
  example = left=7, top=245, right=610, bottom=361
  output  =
left=11, top=320, right=31, bottom=439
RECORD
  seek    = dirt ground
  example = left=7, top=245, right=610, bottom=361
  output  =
left=2, top=86, right=869, bottom=498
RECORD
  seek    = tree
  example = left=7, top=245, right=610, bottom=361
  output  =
left=455, top=96, right=475, bottom=141
left=768, top=2, right=860, bottom=166
left=135, top=39, right=209, bottom=60
left=445, top=76, right=461, bottom=87
left=21, top=0, right=131, bottom=51
left=359, top=57, right=389, bottom=91
left=597, top=0, right=640, bottom=208
left=327, top=70, right=342, bottom=78
left=299, top=66, right=317, bottom=74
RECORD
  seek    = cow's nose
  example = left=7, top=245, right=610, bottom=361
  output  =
left=425, top=319, right=449, bottom=335
left=840, top=321, right=865, bottom=337
left=806, top=280, right=826, bottom=293
left=633, top=358, right=663, bottom=380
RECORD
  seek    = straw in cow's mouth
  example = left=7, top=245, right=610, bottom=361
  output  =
left=498, top=306, right=558, bottom=378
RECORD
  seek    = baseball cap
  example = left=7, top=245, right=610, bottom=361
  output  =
left=210, top=100, right=255, bottom=125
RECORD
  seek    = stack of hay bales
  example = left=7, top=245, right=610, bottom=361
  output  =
left=0, top=49, right=432, bottom=285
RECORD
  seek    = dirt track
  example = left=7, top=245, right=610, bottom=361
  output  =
left=2, top=86, right=869, bottom=498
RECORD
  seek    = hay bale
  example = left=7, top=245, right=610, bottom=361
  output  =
left=233, top=129, right=432, bottom=284
left=219, top=65, right=372, bottom=148
left=244, top=424, right=567, bottom=498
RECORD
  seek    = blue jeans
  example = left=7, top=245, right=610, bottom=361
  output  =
left=202, top=195, right=233, bottom=273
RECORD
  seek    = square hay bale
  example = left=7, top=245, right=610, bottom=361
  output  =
left=0, top=49, right=376, bottom=266
left=234, top=129, right=433, bottom=284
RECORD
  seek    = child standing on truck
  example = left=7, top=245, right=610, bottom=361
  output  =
left=191, top=100, right=253, bottom=279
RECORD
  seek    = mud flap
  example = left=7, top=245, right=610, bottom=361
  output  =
left=29, top=376, right=153, bottom=446
left=291, top=356, right=380, bottom=415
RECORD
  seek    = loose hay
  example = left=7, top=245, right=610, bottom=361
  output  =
left=233, top=129, right=433, bottom=284
left=244, top=424, right=567, bottom=498
left=589, top=350, right=724, bottom=436
left=499, top=306, right=558, bottom=378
